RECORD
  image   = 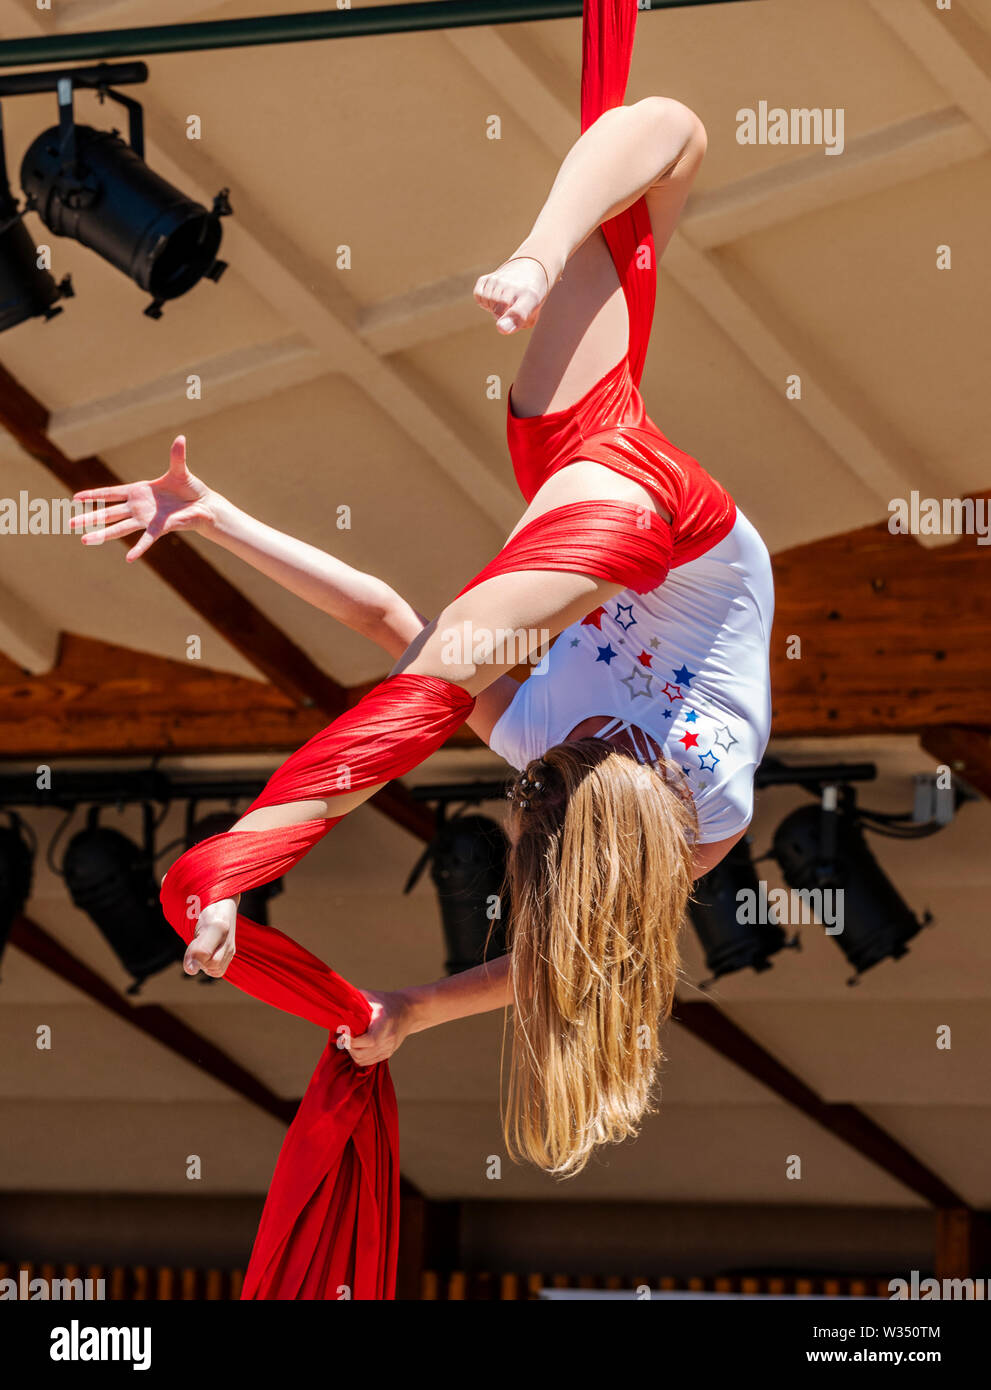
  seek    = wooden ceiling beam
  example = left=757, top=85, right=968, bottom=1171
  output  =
left=674, top=996, right=967, bottom=1209
left=9, top=914, right=298, bottom=1126
left=0, top=632, right=326, bottom=757
left=0, top=365, right=437, bottom=841
left=47, top=335, right=328, bottom=460
left=0, top=633, right=480, bottom=760
left=770, top=495, right=991, bottom=736
left=869, top=0, right=991, bottom=146
left=919, top=726, right=991, bottom=800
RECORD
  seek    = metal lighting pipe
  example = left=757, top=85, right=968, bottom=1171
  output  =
left=0, top=770, right=266, bottom=808
left=407, top=761, right=879, bottom=805
left=0, top=62, right=148, bottom=96
left=0, top=0, right=761, bottom=68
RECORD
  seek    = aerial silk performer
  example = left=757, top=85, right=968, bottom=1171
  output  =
left=79, top=0, right=753, bottom=1299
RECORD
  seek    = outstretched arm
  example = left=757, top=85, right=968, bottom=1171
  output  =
left=72, top=437, right=426, bottom=659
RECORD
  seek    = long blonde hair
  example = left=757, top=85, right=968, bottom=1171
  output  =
left=501, top=738, right=696, bottom=1177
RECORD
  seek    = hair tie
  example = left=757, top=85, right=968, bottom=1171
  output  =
left=507, top=758, right=550, bottom=812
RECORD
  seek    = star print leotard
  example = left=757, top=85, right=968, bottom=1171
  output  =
left=489, top=512, right=774, bottom=843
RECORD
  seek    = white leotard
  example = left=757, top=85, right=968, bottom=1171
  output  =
left=489, top=509, right=774, bottom=844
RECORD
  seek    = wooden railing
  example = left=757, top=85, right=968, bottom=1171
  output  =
left=1, top=1261, right=896, bottom=1300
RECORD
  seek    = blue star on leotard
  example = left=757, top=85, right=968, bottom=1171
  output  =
left=614, top=603, right=636, bottom=631
left=683, top=710, right=698, bottom=724
left=596, top=644, right=618, bottom=664
left=673, top=664, right=696, bottom=687
left=698, top=750, right=720, bottom=772
left=662, top=709, right=673, bottom=720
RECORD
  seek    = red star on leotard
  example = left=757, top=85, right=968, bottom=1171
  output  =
left=636, top=649, right=653, bottom=667
left=582, top=606, right=606, bottom=629
left=678, top=731, right=700, bottom=750
left=659, top=681, right=683, bottom=703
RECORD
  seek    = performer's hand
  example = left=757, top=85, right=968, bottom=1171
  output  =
left=347, top=988, right=415, bottom=1067
left=473, top=254, right=552, bottom=335
left=183, top=897, right=238, bottom=978
left=70, top=435, right=218, bottom=562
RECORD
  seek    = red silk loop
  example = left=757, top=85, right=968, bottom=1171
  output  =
left=459, top=500, right=672, bottom=598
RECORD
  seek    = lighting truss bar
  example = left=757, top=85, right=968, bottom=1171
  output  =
left=0, top=758, right=869, bottom=812
left=408, top=761, right=878, bottom=805
left=0, top=62, right=148, bottom=97
left=0, top=1, right=762, bottom=68
left=0, top=770, right=267, bottom=808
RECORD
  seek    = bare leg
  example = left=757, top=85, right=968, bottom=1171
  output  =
left=476, top=97, right=707, bottom=416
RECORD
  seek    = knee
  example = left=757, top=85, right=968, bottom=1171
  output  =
left=638, top=95, right=706, bottom=156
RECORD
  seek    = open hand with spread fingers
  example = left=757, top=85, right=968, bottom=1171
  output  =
left=70, top=435, right=216, bottom=563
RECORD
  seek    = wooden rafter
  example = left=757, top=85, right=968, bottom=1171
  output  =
left=674, top=998, right=966, bottom=1209
left=0, top=633, right=327, bottom=757
left=919, top=726, right=991, bottom=800
left=0, top=633, right=480, bottom=759
left=9, top=914, right=298, bottom=1126
left=769, top=494, right=991, bottom=736
left=0, top=364, right=437, bottom=841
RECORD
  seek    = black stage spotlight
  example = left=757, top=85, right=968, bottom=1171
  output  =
left=186, top=808, right=283, bottom=930
left=21, top=76, right=230, bottom=319
left=0, top=811, right=35, bottom=967
left=0, top=104, right=72, bottom=331
left=688, top=835, right=795, bottom=986
left=405, top=813, right=509, bottom=975
left=773, top=790, right=930, bottom=983
left=63, top=804, right=183, bottom=992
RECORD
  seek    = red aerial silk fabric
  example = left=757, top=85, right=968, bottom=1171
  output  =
left=158, top=0, right=661, bottom=1302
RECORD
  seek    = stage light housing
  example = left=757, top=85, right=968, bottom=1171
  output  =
left=406, top=813, right=509, bottom=976
left=20, top=77, right=229, bottom=319
left=773, top=799, right=929, bottom=981
left=688, top=835, right=794, bottom=984
left=63, top=806, right=183, bottom=991
left=0, top=812, right=35, bottom=966
left=0, top=105, right=72, bottom=330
